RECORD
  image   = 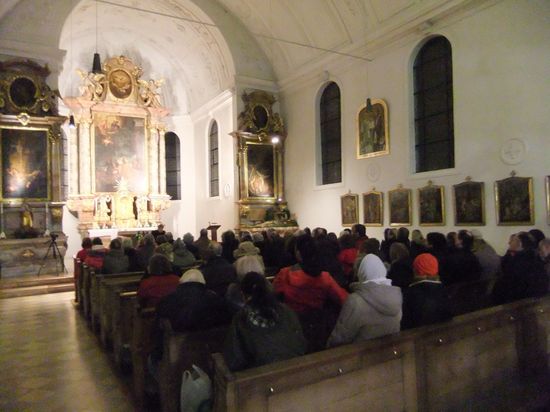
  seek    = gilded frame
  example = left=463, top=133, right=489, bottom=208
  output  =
left=363, top=190, right=383, bottom=226
left=495, top=176, right=534, bottom=226
left=418, top=184, right=445, bottom=226
left=242, top=141, right=278, bottom=202
left=356, top=98, right=389, bottom=159
left=453, top=180, right=485, bottom=226
left=388, top=187, right=412, bottom=226
left=0, top=125, right=51, bottom=201
left=341, top=193, right=359, bottom=227
left=91, top=112, right=149, bottom=194
left=546, top=176, right=550, bottom=226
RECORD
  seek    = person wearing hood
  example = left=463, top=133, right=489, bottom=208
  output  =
left=327, top=254, right=402, bottom=347
left=224, top=272, right=306, bottom=371
left=102, top=238, right=130, bottom=274
left=172, top=238, right=196, bottom=275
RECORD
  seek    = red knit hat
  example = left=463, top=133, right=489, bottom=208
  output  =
left=413, top=253, right=439, bottom=277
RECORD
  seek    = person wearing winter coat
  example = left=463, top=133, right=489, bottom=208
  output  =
left=224, top=272, right=306, bottom=371
left=327, top=254, right=402, bottom=347
left=102, top=238, right=130, bottom=274
left=172, top=238, right=196, bottom=274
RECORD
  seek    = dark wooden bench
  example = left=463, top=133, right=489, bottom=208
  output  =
left=212, top=296, right=550, bottom=411
left=131, top=305, right=157, bottom=408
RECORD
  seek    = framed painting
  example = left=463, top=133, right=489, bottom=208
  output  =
left=547, top=176, right=550, bottom=225
left=453, top=180, right=485, bottom=226
left=495, top=175, right=534, bottom=225
left=357, top=98, right=389, bottom=159
left=341, top=193, right=359, bottom=227
left=418, top=183, right=445, bottom=226
left=244, top=142, right=276, bottom=200
left=1, top=126, right=49, bottom=200
left=92, top=112, right=148, bottom=193
left=388, top=186, right=412, bottom=226
left=363, top=190, right=383, bottom=226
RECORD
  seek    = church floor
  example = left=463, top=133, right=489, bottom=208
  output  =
left=0, top=291, right=135, bottom=411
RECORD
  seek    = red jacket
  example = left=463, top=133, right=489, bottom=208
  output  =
left=138, top=274, right=180, bottom=307
left=84, top=247, right=107, bottom=271
left=337, top=248, right=358, bottom=277
left=273, top=265, right=348, bottom=313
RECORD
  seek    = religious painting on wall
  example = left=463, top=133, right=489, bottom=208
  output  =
left=418, top=183, right=445, bottom=226
left=495, top=175, right=534, bottom=225
left=341, top=193, right=359, bottom=227
left=93, top=113, right=147, bottom=193
left=245, top=142, right=275, bottom=199
left=389, top=186, right=412, bottom=226
left=1, top=127, right=49, bottom=200
left=363, top=190, right=383, bottom=226
left=357, top=98, right=389, bottom=159
left=453, top=180, right=485, bottom=226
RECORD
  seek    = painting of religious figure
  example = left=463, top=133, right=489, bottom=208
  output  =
left=495, top=175, right=534, bottom=225
left=93, top=113, right=147, bottom=193
left=246, top=143, right=275, bottom=199
left=453, top=180, right=485, bottom=226
left=389, top=187, right=412, bottom=226
left=357, top=98, right=389, bottom=159
left=419, top=183, right=445, bottom=226
left=341, top=193, right=359, bottom=226
left=363, top=190, right=383, bottom=226
left=1, top=127, right=48, bottom=199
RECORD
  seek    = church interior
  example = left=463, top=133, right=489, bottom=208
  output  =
left=0, top=0, right=549, bottom=410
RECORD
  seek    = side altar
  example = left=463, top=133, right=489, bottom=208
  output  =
left=231, top=90, right=298, bottom=233
left=65, top=56, right=171, bottom=236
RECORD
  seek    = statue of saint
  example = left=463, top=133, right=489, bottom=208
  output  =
left=21, top=203, right=34, bottom=229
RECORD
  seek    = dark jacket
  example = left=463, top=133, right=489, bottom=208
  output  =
left=223, top=303, right=306, bottom=371
left=492, top=251, right=548, bottom=305
left=442, top=249, right=482, bottom=286
left=102, top=248, right=130, bottom=274
left=199, top=257, right=238, bottom=297
left=401, top=280, right=452, bottom=330
left=135, top=244, right=155, bottom=271
left=387, top=257, right=414, bottom=289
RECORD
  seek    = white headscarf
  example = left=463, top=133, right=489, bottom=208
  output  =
left=357, top=254, right=392, bottom=286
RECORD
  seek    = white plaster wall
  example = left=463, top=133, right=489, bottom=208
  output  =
left=282, top=0, right=550, bottom=255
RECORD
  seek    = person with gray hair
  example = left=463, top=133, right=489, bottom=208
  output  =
left=183, top=232, right=200, bottom=259
left=199, top=241, right=237, bottom=297
left=102, top=237, right=130, bottom=274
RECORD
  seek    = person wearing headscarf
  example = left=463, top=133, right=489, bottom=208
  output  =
left=224, top=272, right=306, bottom=371
left=327, top=254, right=402, bottom=347
left=401, top=253, right=452, bottom=330
left=233, top=241, right=265, bottom=273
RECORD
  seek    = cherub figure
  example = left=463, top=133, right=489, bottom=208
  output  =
left=76, top=69, right=106, bottom=101
left=138, top=78, right=164, bottom=107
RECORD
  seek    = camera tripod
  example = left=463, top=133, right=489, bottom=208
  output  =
left=37, top=235, right=67, bottom=276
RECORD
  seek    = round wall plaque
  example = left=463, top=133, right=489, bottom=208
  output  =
left=500, top=138, right=526, bottom=165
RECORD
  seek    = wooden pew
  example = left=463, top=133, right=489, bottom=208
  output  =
left=446, top=277, right=496, bottom=316
left=157, top=321, right=229, bottom=412
left=80, top=264, right=93, bottom=320
left=98, top=274, right=143, bottom=348
left=131, top=305, right=157, bottom=408
left=113, top=290, right=138, bottom=369
left=73, top=257, right=81, bottom=303
left=212, top=296, right=550, bottom=412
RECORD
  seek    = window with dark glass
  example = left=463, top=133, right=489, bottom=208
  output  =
left=209, top=121, right=219, bottom=197
left=320, top=82, right=342, bottom=184
left=165, top=132, right=181, bottom=200
left=414, top=36, right=454, bottom=173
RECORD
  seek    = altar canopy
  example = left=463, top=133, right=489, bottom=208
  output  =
left=66, top=56, right=171, bottom=235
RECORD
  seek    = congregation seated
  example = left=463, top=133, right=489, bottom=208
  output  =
left=410, top=229, right=428, bottom=259
left=387, top=242, right=414, bottom=289
left=122, top=237, right=140, bottom=272
left=150, top=223, right=166, bottom=242
left=471, top=230, right=501, bottom=280
left=353, top=237, right=381, bottom=277
left=183, top=232, right=200, bottom=259
left=135, top=234, right=156, bottom=272
left=194, top=228, right=211, bottom=260
left=76, top=237, right=92, bottom=262
left=401, top=253, right=452, bottom=330
left=233, top=241, right=265, bottom=273
left=442, top=230, right=482, bottom=286
left=493, top=232, right=548, bottom=305
left=171, top=238, right=196, bottom=275
left=327, top=254, right=402, bottom=347
left=199, top=242, right=237, bottom=297
left=137, top=254, right=180, bottom=308
left=351, top=223, right=368, bottom=250
left=396, top=227, right=411, bottom=250
left=316, top=233, right=347, bottom=289
left=223, top=272, right=306, bottom=371
left=380, top=228, right=397, bottom=263
left=227, top=254, right=266, bottom=310
left=337, top=233, right=357, bottom=282
left=539, top=238, right=550, bottom=280
left=261, top=229, right=286, bottom=275
left=221, top=230, right=239, bottom=264
left=102, top=238, right=130, bottom=274
left=155, top=235, right=174, bottom=262
left=84, top=237, right=107, bottom=271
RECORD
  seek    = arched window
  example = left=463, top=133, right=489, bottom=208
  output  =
left=209, top=121, right=219, bottom=197
left=413, top=36, right=454, bottom=173
left=319, top=82, right=342, bottom=185
left=165, top=132, right=181, bottom=200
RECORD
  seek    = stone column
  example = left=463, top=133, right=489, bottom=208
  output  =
left=149, top=127, right=159, bottom=194
left=69, top=125, right=79, bottom=195
left=79, top=120, right=92, bottom=194
left=158, top=128, right=167, bottom=195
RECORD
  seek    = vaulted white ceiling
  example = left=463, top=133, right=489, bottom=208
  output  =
left=0, top=0, right=481, bottom=113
